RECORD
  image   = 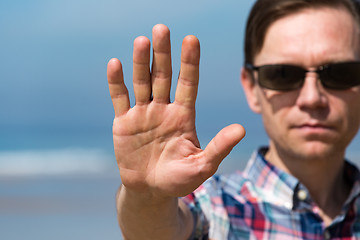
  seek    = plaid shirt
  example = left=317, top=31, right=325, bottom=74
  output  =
left=182, top=147, right=360, bottom=240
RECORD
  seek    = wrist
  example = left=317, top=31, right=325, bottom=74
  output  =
left=117, top=184, right=176, bottom=208
left=117, top=185, right=187, bottom=240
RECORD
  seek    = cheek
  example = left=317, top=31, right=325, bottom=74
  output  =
left=261, top=89, right=298, bottom=113
left=345, top=102, right=360, bottom=133
left=330, top=91, right=360, bottom=140
left=260, top=100, right=290, bottom=141
left=256, top=89, right=295, bottom=137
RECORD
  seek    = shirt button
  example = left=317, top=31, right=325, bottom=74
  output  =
left=324, top=230, right=331, bottom=240
left=297, top=189, right=307, bottom=201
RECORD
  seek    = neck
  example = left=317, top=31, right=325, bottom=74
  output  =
left=266, top=143, right=351, bottom=225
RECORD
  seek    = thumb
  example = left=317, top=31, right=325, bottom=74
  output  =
left=203, top=124, right=246, bottom=175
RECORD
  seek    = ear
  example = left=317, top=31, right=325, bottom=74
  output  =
left=241, top=67, right=262, bottom=114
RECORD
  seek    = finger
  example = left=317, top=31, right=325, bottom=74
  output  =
left=107, top=58, right=130, bottom=116
left=203, top=124, right=246, bottom=176
left=175, top=35, right=200, bottom=107
left=133, top=36, right=151, bottom=105
left=151, top=24, right=172, bottom=103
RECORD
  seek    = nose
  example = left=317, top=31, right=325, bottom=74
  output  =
left=295, top=72, right=328, bottom=109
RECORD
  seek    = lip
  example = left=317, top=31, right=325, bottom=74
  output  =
left=296, top=123, right=332, bottom=128
left=291, top=123, right=335, bottom=134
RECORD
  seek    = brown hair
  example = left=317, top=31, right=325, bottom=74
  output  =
left=244, top=0, right=360, bottom=65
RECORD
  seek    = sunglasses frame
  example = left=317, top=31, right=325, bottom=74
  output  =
left=245, top=61, right=360, bottom=91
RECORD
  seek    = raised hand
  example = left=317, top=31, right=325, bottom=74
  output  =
left=107, top=24, right=245, bottom=199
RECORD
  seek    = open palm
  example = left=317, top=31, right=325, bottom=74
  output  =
left=107, top=24, right=245, bottom=199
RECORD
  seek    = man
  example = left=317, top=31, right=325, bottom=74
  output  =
left=107, top=0, right=360, bottom=239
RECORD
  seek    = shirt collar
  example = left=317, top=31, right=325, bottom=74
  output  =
left=242, top=147, right=299, bottom=209
left=343, top=160, right=360, bottom=206
left=242, top=146, right=360, bottom=211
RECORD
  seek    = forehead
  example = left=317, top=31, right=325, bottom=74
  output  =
left=255, top=7, right=360, bottom=66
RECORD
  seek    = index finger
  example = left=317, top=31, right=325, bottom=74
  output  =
left=174, top=35, right=200, bottom=107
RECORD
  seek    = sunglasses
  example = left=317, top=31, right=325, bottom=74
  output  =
left=245, top=61, right=360, bottom=91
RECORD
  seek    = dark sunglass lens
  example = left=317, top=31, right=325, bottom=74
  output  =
left=321, top=62, right=360, bottom=89
left=258, top=65, right=305, bottom=91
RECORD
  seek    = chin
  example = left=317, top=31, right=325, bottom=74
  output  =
left=290, top=141, right=345, bottom=161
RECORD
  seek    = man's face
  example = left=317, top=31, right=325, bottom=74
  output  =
left=247, top=7, right=360, bottom=160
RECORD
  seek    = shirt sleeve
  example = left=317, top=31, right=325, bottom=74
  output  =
left=181, top=176, right=233, bottom=239
left=181, top=190, right=210, bottom=240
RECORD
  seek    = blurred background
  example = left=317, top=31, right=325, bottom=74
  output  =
left=1, top=0, right=359, bottom=239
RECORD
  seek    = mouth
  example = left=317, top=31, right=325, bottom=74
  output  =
left=292, top=123, right=335, bottom=135
left=297, top=123, right=332, bottom=128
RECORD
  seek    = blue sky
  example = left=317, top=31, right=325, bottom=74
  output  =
left=0, top=0, right=254, bottom=126
left=0, top=0, right=266, bottom=149
left=1, top=0, right=359, bottom=165
left=0, top=0, right=269, bottom=177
